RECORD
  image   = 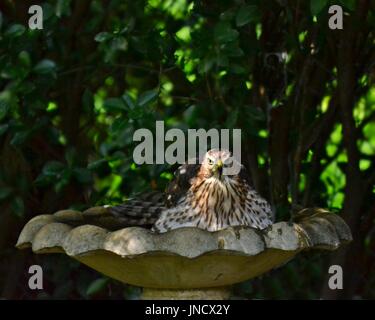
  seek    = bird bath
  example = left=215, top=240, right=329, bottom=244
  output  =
left=16, top=207, right=352, bottom=299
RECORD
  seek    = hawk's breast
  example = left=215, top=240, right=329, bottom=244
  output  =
left=153, top=176, right=272, bottom=233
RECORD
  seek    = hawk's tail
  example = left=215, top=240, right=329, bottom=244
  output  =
left=107, top=192, right=166, bottom=227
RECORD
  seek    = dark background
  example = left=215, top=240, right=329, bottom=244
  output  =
left=0, top=0, right=374, bottom=299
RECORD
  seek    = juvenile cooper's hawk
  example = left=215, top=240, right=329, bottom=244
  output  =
left=109, top=149, right=273, bottom=233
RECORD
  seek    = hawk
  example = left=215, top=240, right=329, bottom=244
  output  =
left=109, top=149, right=273, bottom=233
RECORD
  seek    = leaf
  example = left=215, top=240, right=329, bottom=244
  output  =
left=34, top=174, right=53, bottom=187
left=338, top=0, right=355, bottom=10
left=42, top=161, right=65, bottom=176
left=236, top=5, right=260, bottom=27
left=110, top=118, right=128, bottom=133
left=88, top=159, right=107, bottom=170
left=0, top=91, right=18, bottom=119
left=122, top=93, right=136, bottom=109
left=41, top=3, right=55, bottom=20
left=18, top=51, right=31, bottom=68
left=111, top=36, right=128, bottom=51
left=310, top=0, right=328, bottom=16
left=94, top=32, right=112, bottom=42
left=4, top=24, right=26, bottom=38
left=137, top=89, right=159, bottom=107
left=55, top=169, right=72, bottom=192
left=220, top=9, right=236, bottom=21
left=86, top=278, right=109, bottom=296
left=214, top=22, right=239, bottom=43
left=10, top=130, right=30, bottom=146
left=34, top=59, right=56, bottom=74
left=103, top=98, right=127, bottom=112
left=128, top=108, right=144, bottom=120
left=222, top=43, right=244, bottom=57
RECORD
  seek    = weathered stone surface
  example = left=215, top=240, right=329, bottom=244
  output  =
left=293, top=208, right=352, bottom=249
left=16, top=215, right=55, bottom=249
left=54, top=210, right=83, bottom=225
left=16, top=208, right=352, bottom=290
left=81, top=206, right=130, bottom=230
left=32, top=222, right=72, bottom=253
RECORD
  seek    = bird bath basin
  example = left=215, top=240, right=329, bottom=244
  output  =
left=16, top=208, right=352, bottom=299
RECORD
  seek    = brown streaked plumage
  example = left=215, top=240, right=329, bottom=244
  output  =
left=109, top=149, right=273, bottom=233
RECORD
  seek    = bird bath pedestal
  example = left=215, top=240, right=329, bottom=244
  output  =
left=16, top=208, right=352, bottom=299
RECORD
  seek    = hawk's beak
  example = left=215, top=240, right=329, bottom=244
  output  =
left=215, top=160, right=223, bottom=177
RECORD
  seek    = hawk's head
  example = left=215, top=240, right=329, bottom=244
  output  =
left=199, top=149, right=235, bottom=180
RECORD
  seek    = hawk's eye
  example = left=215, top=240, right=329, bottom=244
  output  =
left=207, top=158, right=214, bottom=165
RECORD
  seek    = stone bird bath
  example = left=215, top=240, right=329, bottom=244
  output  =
left=16, top=207, right=352, bottom=299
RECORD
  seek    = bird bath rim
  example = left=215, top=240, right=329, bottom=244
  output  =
left=16, top=208, right=352, bottom=296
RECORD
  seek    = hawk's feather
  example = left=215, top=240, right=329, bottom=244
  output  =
left=108, top=151, right=273, bottom=233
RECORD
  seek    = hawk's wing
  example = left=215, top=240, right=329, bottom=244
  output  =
left=107, top=161, right=201, bottom=228
left=107, top=191, right=165, bottom=227
left=164, top=162, right=201, bottom=207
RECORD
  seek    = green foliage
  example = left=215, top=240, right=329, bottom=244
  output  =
left=0, top=0, right=374, bottom=300
left=310, top=0, right=328, bottom=16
